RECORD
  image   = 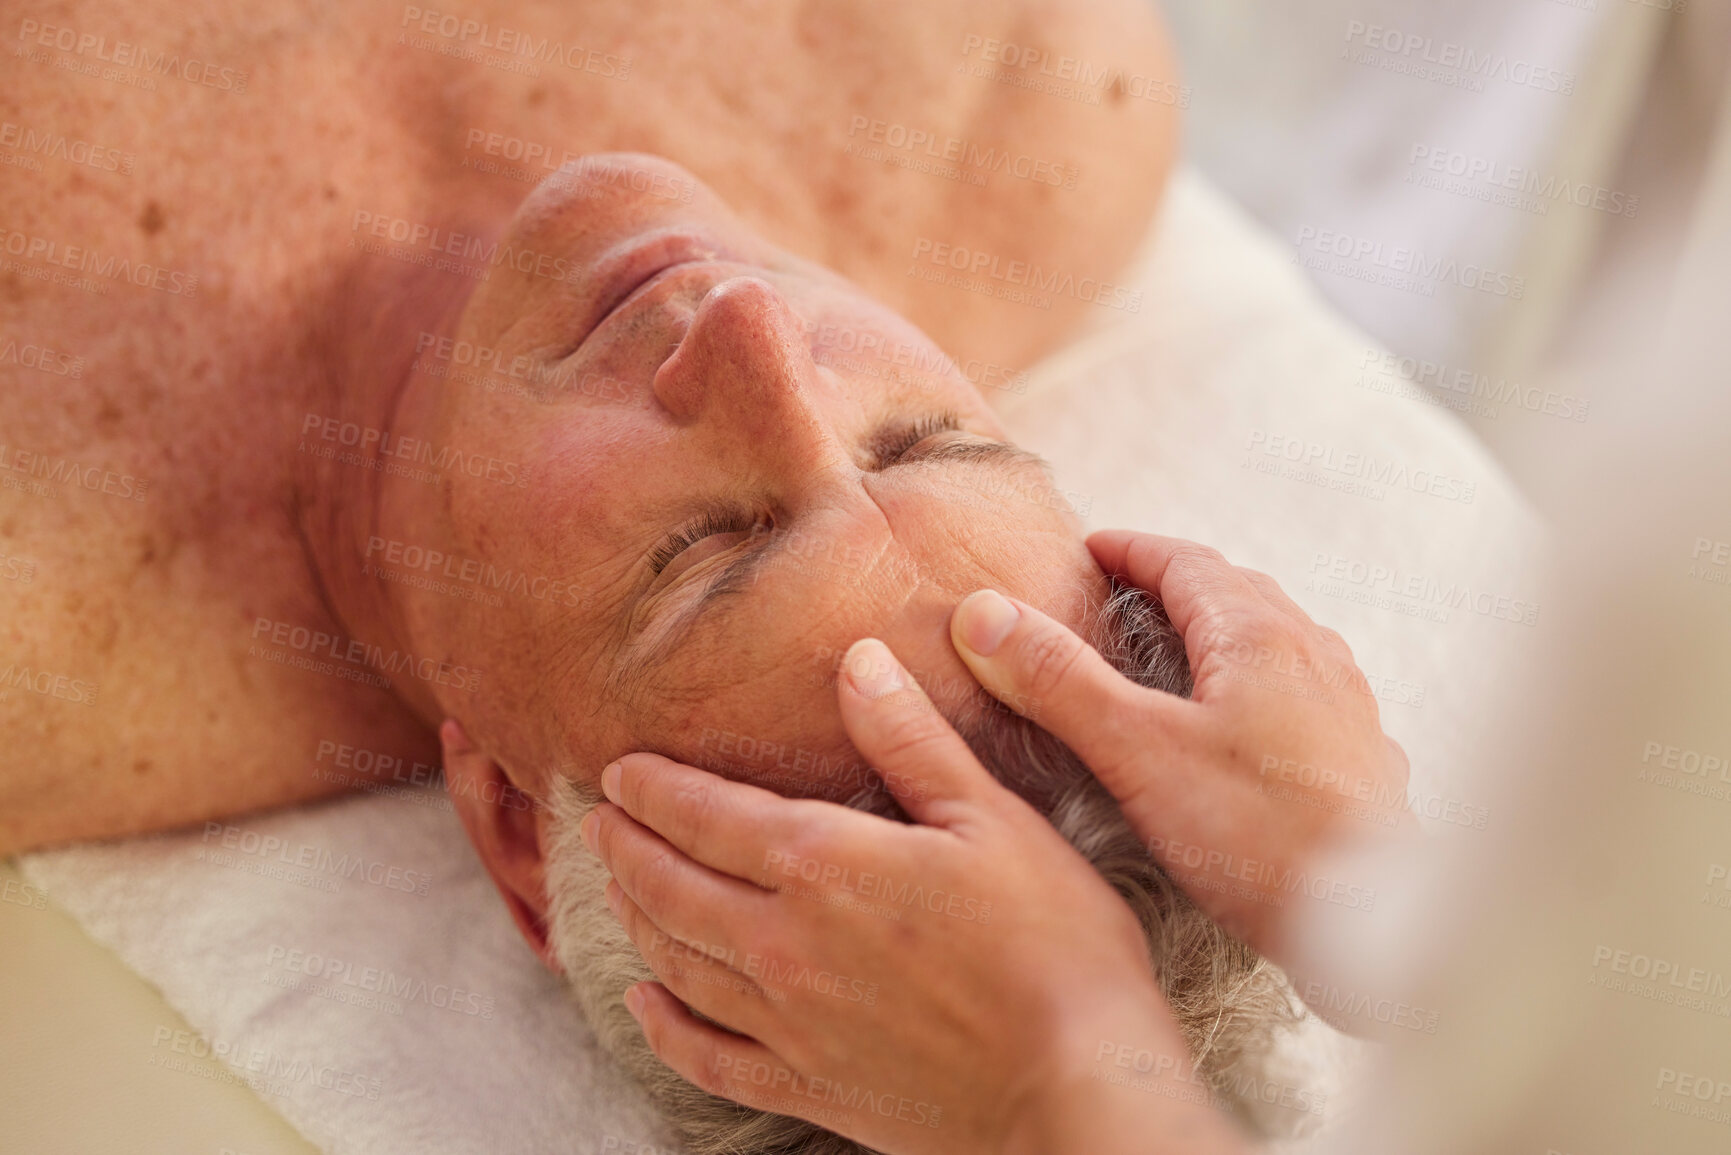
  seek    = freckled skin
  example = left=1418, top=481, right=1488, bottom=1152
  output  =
left=0, top=0, right=1177, bottom=853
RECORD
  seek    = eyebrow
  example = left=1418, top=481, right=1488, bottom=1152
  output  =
left=615, top=436, right=1051, bottom=685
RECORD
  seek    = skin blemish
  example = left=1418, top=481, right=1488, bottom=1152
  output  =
left=139, top=201, right=167, bottom=235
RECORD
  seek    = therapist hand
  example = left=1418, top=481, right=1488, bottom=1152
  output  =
left=583, top=638, right=1247, bottom=1155
left=950, top=530, right=1415, bottom=962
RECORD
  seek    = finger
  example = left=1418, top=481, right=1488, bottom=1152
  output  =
left=602, top=752, right=849, bottom=885
left=1235, top=567, right=1314, bottom=626
left=588, top=800, right=770, bottom=957
left=949, top=589, right=1190, bottom=805
left=835, top=637, right=1006, bottom=828
left=626, top=982, right=806, bottom=1119
left=1085, top=531, right=1259, bottom=643
left=610, top=883, right=786, bottom=1047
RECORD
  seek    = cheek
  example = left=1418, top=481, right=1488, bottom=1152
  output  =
left=651, top=675, right=862, bottom=800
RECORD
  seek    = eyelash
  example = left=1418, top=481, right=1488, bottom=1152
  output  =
left=648, top=509, right=764, bottom=576
left=646, top=413, right=965, bottom=577
left=877, top=412, right=962, bottom=466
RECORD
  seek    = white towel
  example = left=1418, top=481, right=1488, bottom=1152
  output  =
left=20, top=167, right=1542, bottom=1155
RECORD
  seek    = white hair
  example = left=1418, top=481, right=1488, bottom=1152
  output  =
left=544, top=583, right=1306, bottom=1153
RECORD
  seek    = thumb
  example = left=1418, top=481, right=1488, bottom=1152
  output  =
left=949, top=590, right=1191, bottom=800
left=834, top=637, right=1008, bottom=828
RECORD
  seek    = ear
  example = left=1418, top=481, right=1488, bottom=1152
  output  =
left=440, top=718, right=558, bottom=972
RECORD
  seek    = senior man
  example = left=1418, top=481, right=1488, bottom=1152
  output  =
left=1, top=0, right=1176, bottom=851
left=0, top=2, right=1357, bottom=1150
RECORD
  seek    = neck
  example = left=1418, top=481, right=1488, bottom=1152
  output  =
left=291, top=251, right=483, bottom=725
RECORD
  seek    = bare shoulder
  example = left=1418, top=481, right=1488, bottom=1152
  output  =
left=0, top=0, right=437, bottom=854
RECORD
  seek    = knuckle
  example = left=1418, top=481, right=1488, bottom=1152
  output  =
left=1170, top=543, right=1228, bottom=577
left=693, top=1047, right=734, bottom=1098
left=632, top=843, right=683, bottom=911
left=670, top=775, right=721, bottom=845
left=1014, top=623, right=1087, bottom=702
left=872, top=706, right=954, bottom=767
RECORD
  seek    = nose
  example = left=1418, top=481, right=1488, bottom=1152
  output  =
left=652, top=276, right=834, bottom=453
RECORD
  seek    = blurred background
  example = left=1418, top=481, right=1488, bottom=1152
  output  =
left=1156, top=2, right=1731, bottom=1153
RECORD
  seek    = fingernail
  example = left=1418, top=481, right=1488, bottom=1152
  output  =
left=579, top=810, right=600, bottom=853
left=601, top=761, right=623, bottom=805
left=624, top=984, right=646, bottom=1019
left=604, top=879, right=623, bottom=916
left=842, top=638, right=905, bottom=699
left=956, top=590, right=1019, bottom=656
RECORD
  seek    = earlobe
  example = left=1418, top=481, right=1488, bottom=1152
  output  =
left=439, top=718, right=559, bottom=972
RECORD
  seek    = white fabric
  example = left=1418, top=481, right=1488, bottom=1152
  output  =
left=1159, top=0, right=1626, bottom=366
left=20, top=167, right=1542, bottom=1154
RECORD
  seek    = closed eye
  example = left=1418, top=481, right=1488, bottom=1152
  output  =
left=647, top=509, right=767, bottom=577
left=641, top=416, right=1047, bottom=588
left=867, top=413, right=963, bottom=469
